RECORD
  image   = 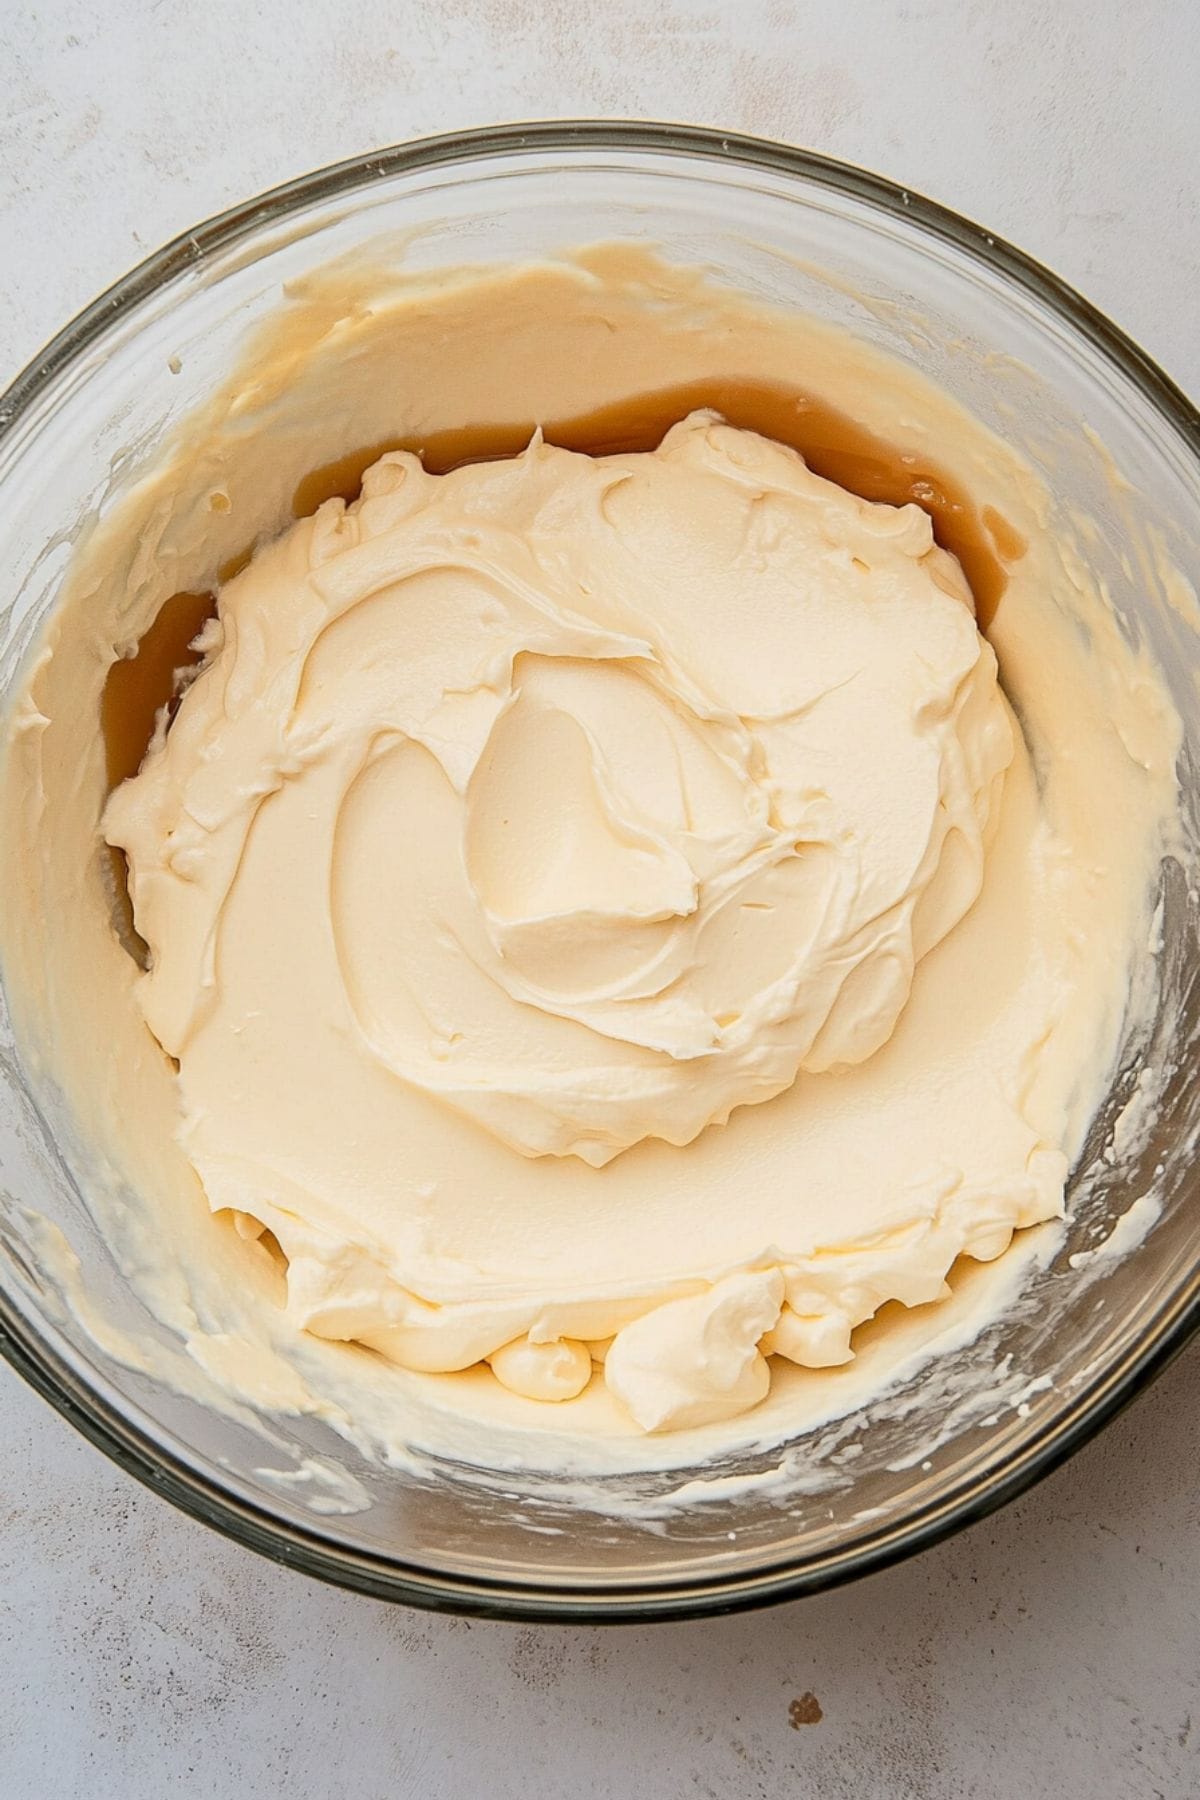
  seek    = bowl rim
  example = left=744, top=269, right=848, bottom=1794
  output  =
left=2, top=118, right=1199, bottom=1624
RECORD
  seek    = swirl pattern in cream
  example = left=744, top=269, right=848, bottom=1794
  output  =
left=105, top=414, right=1019, bottom=1428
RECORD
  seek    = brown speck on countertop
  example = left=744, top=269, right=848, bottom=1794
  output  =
left=789, top=1692, right=823, bottom=1728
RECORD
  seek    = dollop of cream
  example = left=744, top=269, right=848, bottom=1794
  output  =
left=605, top=1269, right=784, bottom=1432
left=102, top=414, right=1018, bottom=1428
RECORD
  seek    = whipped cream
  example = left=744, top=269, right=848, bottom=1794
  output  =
left=102, top=414, right=1044, bottom=1430
left=0, top=246, right=1178, bottom=1467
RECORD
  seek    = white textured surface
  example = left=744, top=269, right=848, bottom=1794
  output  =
left=2, top=2, right=1199, bottom=1795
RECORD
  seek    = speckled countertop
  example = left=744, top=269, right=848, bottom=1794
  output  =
left=2, top=3, right=1199, bottom=1795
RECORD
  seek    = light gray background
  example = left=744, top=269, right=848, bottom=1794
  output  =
left=2, top=3, right=1198, bottom=1795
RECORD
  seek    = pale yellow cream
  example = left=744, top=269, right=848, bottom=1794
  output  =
left=103, top=414, right=1015, bottom=1426
left=0, top=246, right=1180, bottom=1462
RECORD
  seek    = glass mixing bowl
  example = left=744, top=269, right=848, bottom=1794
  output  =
left=1, top=123, right=1198, bottom=1622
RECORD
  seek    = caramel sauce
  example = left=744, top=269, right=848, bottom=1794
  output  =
left=101, top=588, right=216, bottom=961
left=101, top=589, right=214, bottom=792
left=101, top=379, right=1026, bottom=814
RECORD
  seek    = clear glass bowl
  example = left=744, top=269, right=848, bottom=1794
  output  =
left=1, top=122, right=1198, bottom=1622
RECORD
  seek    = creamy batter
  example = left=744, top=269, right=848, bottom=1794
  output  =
left=0, top=246, right=1180, bottom=1468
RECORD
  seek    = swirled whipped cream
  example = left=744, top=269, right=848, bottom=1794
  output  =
left=104, top=414, right=1029, bottom=1430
